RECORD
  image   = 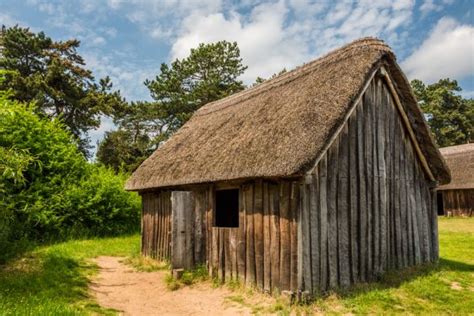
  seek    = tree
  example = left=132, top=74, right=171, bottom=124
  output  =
left=0, top=25, right=125, bottom=156
left=98, top=41, right=248, bottom=171
left=144, top=41, right=247, bottom=138
left=411, top=79, right=473, bottom=147
left=96, top=129, right=151, bottom=173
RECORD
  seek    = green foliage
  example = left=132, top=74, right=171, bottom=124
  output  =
left=96, top=129, right=152, bottom=173
left=62, top=165, right=141, bottom=236
left=411, top=78, right=474, bottom=147
left=144, top=41, right=247, bottom=137
left=0, top=25, right=125, bottom=156
left=0, top=93, right=140, bottom=259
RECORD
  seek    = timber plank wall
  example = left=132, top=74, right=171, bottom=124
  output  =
left=141, top=191, right=172, bottom=260
left=441, top=189, right=474, bottom=217
left=195, top=181, right=300, bottom=293
left=300, top=77, right=438, bottom=294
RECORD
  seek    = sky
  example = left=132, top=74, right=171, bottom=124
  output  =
left=1, top=0, right=473, bottom=155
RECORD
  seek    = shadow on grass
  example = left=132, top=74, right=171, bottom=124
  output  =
left=321, top=258, right=473, bottom=301
left=439, top=258, right=474, bottom=272
left=0, top=251, right=103, bottom=314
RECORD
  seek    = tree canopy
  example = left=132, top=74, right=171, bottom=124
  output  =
left=411, top=78, right=473, bottom=147
left=0, top=25, right=125, bottom=156
left=98, top=41, right=248, bottom=171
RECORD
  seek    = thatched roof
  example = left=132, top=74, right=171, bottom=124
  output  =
left=126, top=37, right=450, bottom=191
left=438, top=144, right=474, bottom=190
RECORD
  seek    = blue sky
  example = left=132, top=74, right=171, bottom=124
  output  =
left=1, top=0, right=473, bottom=155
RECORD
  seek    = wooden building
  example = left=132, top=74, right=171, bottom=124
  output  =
left=126, top=38, right=451, bottom=296
left=437, top=144, right=473, bottom=217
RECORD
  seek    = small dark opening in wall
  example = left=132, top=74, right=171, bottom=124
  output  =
left=437, top=192, right=445, bottom=216
left=215, top=189, right=239, bottom=228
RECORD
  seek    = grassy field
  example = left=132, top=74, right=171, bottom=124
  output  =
left=0, top=217, right=472, bottom=315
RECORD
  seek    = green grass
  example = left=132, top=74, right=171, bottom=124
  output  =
left=0, top=218, right=472, bottom=315
left=0, top=234, right=140, bottom=315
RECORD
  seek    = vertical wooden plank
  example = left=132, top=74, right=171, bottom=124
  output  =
left=337, top=124, right=350, bottom=288
left=405, top=139, right=414, bottom=266
left=398, top=123, right=408, bottom=267
left=237, top=186, right=246, bottom=282
left=230, top=226, right=238, bottom=281
left=420, top=177, right=431, bottom=263
left=218, top=229, right=225, bottom=281
left=166, top=192, right=171, bottom=259
left=245, top=184, right=256, bottom=286
left=357, top=102, right=367, bottom=281
left=290, top=182, right=299, bottom=292
left=431, top=190, right=439, bottom=261
left=310, top=175, right=320, bottom=294
left=408, top=146, right=421, bottom=265
left=364, top=86, right=374, bottom=278
left=378, top=81, right=388, bottom=273
left=206, top=187, right=213, bottom=274
left=153, top=193, right=159, bottom=259
left=254, top=180, right=264, bottom=289
left=393, top=108, right=404, bottom=268
left=348, top=111, right=359, bottom=283
left=211, top=189, right=219, bottom=277
left=270, top=183, right=281, bottom=291
left=279, top=181, right=291, bottom=290
left=224, top=228, right=231, bottom=281
left=159, top=192, right=165, bottom=260
left=194, top=191, right=203, bottom=263
left=263, top=182, right=272, bottom=292
left=319, top=156, right=329, bottom=291
left=372, top=80, right=381, bottom=276
left=327, top=141, right=339, bottom=289
left=297, top=183, right=305, bottom=292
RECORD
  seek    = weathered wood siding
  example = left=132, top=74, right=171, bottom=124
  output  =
left=141, top=191, right=172, bottom=260
left=441, top=189, right=474, bottom=217
left=300, top=77, right=439, bottom=294
left=191, top=180, right=300, bottom=292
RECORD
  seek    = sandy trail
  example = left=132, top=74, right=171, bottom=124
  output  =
left=90, top=256, right=252, bottom=316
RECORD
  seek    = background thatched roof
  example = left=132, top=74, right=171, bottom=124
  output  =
left=438, top=144, right=474, bottom=190
left=126, top=37, right=450, bottom=191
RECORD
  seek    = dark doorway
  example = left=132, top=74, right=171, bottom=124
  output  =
left=437, top=192, right=445, bottom=216
left=215, top=189, right=239, bottom=227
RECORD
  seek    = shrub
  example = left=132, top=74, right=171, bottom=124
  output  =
left=0, top=90, right=140, bottom=257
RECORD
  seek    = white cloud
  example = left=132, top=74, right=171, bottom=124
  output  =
left=171, top=1, right=310, bottom=83
left=402, top=17, right=474, bottom=82
left=168, top=0, right=418, bottom=84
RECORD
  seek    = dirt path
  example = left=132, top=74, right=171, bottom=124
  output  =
left=90, top=256, right=253, bottom=316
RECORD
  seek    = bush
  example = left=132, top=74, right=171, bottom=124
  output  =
left=0, top=90, right=140, bottom=258
left=62, top=165, right=141, bottom=236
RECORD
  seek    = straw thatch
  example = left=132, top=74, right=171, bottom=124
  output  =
left=126, top=37, right=450, bottom=191
left=438, top=143, right=474, bottom=190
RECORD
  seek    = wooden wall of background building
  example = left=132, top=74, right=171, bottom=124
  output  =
left=441, top=189, right=474, bottom=217
left=300, top=77, right=438, bottom=294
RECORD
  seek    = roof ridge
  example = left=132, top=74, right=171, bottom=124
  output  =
left=195, top=37, right=392, bottom=117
